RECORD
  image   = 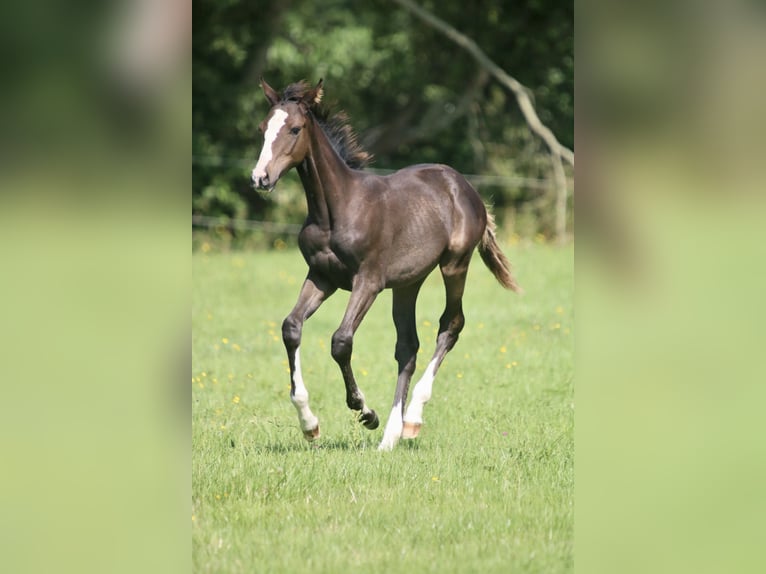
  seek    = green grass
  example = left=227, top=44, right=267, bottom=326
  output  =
left=192, top=243, right=573, bottom=573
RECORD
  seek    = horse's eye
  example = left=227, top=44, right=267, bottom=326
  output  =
left=290, top=126, right=301, bottom=135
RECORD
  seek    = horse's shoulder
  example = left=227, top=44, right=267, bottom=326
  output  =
left=298, top=221, right=330, bottom=251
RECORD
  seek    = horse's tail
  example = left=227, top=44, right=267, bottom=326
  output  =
left=478, top=210, right=522, bottom=293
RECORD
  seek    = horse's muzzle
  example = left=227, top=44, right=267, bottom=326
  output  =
left=252, top=173, right=275, bottom=192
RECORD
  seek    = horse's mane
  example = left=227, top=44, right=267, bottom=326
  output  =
left=280, top=81, right=373, bottom=169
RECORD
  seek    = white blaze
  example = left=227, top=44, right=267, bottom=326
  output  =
left=252, top=109, right=288, bottom=182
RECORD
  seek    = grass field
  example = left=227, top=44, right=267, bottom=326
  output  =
left=192, top=242, right=573, bottom=573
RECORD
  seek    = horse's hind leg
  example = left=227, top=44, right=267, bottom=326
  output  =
left=283, top=273, right=336, bottom=441
left=378, top=281, right=423, bottom=451
left=402, top=261, right=468, bottom=439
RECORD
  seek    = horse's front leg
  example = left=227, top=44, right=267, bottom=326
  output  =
left=283, top=273, right=336, bottom=440
left=331, top=278, right=382, bottom=430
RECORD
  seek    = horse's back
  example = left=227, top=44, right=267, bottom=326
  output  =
left=386, top=163, right=486, bottom=249
left=363, top=164, right=486, bottom=286
left=386, top=163, right=484, bottom=212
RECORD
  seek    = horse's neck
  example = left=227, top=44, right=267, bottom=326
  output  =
left=297, top=120, right=354, bottom=230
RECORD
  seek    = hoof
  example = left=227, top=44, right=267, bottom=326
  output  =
left=302, top=425, right=320, bottom=441
left=360, top=410, right=380, bottom=430
left=401, top=421, right=421, bottom=439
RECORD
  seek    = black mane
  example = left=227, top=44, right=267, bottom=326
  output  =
left=280, top=81, right=373, bottom=170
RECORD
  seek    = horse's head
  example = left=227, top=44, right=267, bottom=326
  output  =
left=251, top=79, right=323, bottom=191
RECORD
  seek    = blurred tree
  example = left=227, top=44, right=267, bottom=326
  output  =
left=193, top=0, right=573, bottom=238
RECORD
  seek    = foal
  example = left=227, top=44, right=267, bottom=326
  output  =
left=252, top=79, right=519, bottom=451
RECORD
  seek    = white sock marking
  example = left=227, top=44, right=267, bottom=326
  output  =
left=378, top=401, right=403, bottom=451
left=290, top=347, right=318, bottom=431
left=403, top=358, right=438, bottom=425
left=252, top=109, right=288, bottom=182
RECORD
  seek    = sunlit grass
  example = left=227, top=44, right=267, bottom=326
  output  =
left=193, top=243, right=573, bottom=573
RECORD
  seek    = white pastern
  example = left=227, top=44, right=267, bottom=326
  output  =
left=252, top=109, right=288, bottom=182
left=290, top=348, right=318, bottom=431
left=378, top=401, right=403, bottom=451
left=403, top=358, right=438, bottom=425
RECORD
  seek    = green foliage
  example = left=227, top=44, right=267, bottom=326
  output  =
left=193, top=179, right=247, bottom=220
left=193, top=243, right=573, bottom=572
left=193, top=0, right=573, bottom=239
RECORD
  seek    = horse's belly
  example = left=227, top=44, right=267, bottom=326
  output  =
left=384, top=256, right=440, bottom=289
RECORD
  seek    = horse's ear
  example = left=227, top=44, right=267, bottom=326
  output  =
left=261, top=78, right=280, bottom=106
left=302, top=79, right=324, bottom=107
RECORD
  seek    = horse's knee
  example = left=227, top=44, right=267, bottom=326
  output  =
left=282, top=315, right=302, bottom=350
left=331, top=329, right=353, bottom=363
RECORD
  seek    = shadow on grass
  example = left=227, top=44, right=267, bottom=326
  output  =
left=243, top=435, right=425, bottom=454
left=226, top=417, right=427, bottom=453
left=247, top=435, right=380, bottom=454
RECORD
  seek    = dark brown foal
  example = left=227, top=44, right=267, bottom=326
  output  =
left=251, top=79, right=519, bottom=450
